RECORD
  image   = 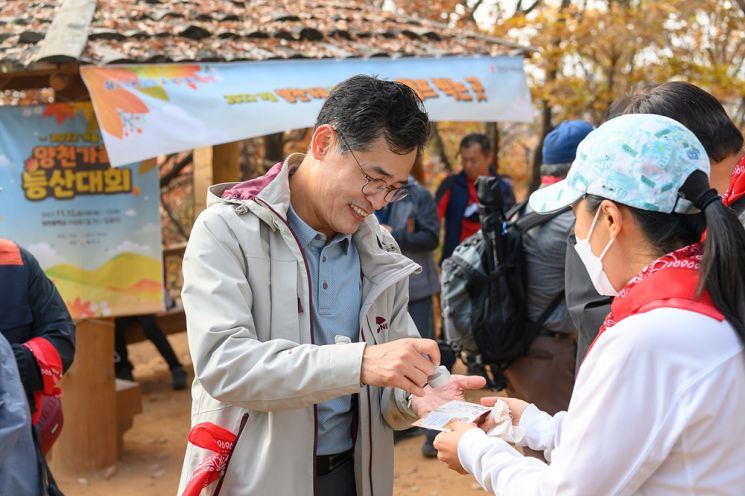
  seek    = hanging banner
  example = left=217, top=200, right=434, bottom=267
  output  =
left=0, top=102, right=163, bottom=320
left=81, top=55, right=533, bottom=167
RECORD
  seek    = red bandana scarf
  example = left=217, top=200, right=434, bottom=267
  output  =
left=723, top=154, right=745, bottom=207
left=584, top=243, right=724, bottom=362
left=182, top=417, right=247, bottom=496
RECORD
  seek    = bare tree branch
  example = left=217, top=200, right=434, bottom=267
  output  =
left=430, top=123, right=452, bottom=171
left=524, top=0, right=543, bottom=15
left=513, top=0, right=524, bottom=17
left=161, top=198, right=190, bottom=241
left=160, top=153, right=193, bottom=189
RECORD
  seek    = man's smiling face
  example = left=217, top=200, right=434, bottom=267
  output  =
left=313, top=129, right=415, bottom=237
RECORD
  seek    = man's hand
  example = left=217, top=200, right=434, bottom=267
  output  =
left=360, top=338, right=439, bottom=396
left=410, top=374, right=486, bottom=417
left=434, top=421, right=476, bottom=474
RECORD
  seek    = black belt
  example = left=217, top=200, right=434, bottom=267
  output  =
left=316, top=449, right=354, bottom=476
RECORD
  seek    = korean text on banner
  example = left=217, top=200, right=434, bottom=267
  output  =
left=80, top=55, right=534, bottom=167
left=0, top=103, right=164, bottom=320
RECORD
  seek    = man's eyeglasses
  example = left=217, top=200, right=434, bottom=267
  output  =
left=335, top=130, right=409, bottom=203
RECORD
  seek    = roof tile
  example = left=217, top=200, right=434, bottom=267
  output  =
left=0, top=0, right=527, bottom=70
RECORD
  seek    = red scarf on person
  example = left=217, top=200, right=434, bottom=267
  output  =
left=583, top=243, right=724, bottom=362
left=723, top=155, right=745, bottom=207
left=182, top=421, right=243, bottom=496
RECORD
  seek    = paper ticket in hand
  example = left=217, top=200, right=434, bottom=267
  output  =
left=413, top=400, right=491, bottom=432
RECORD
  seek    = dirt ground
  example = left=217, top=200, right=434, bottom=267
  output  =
left=54, top=332, right=493, bottom=495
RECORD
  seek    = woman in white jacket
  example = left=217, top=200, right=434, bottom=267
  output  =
left=434, top=113, right=745, bottom=495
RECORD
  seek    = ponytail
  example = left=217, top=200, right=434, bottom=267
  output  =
left=682, top=171, right=745, bottom=339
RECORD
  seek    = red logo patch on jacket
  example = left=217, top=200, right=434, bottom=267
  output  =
left=375, top=316, right=388, bottom=333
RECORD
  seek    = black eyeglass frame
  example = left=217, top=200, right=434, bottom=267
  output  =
left=334, top=130, right=410, bottom=203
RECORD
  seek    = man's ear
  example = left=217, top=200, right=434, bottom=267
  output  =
left=310, top=125, right=335, bottom=160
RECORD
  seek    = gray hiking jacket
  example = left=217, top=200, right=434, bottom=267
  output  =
left=0, top=333, right=41, bottom=495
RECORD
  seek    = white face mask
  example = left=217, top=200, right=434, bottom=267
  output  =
left=574, top=207, right=618, bottom=297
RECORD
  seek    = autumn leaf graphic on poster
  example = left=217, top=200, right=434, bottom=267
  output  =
left=82, top=64, right=215, bottom=140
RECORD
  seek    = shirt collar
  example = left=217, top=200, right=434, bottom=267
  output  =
left=287, top=205, right=351, bottom=254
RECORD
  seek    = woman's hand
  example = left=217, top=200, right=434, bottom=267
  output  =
left=410, top=374, right=487, bottom=417
left=479, top=396, right=530, bottom=428
left=433, top=421, right=477, bottom=474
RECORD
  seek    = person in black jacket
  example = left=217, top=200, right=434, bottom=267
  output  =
left=567, top=82, right=744, bottom=370
left=0, top=239, right=75, bottom=423
left=376, top=175, right=440, bottom=341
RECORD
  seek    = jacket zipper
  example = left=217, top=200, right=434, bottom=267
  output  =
left=257, top=199, right=414, bottom=496
left=213, top=412, right=249, bottom=496
left=359, top=328, right=374, bottom=495
left=256, top=199, right=319, bottom=496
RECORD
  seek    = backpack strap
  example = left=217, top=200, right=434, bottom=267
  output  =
left=513, top=205, right=570, bottom=233
left=505, top=200, right=527, bottom=220
left=31, top=424, right=64, bottom=496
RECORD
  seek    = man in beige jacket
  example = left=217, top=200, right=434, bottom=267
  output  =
left=178, top=75, right=485, bottom=496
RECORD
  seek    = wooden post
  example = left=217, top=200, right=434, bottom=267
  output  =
left=212, top=141, right=241, bottom=184
left=193, top=141, right=241, bottom=213
left=193, top=146, right=213, bottom=214
left=51, top=319, right=118, bottom=474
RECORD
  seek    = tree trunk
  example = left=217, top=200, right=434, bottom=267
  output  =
left=430, top=123, right=452, bottom=171
left=530, top=100, right=553, bottom=193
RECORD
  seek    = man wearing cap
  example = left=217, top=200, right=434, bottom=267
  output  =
left=503, top=121, right=593, bottom=420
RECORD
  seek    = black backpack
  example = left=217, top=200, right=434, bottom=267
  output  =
left=441, top=177, right=568, bottom=386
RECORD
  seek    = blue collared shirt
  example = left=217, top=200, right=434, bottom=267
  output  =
left=287, top=206, right=362, bottom=455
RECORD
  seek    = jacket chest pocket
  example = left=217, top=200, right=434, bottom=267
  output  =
left=269, top=259, right=301, bottom=342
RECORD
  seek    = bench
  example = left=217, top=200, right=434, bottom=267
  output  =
left=115, top=378, right=143, bottom=452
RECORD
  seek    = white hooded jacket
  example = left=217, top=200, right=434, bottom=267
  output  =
left=178, top=154, right=422, bottom=496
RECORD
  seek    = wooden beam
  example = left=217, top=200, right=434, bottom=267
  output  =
left=32, top=0, right=97, bottom=64
left=0, top=64, right=85, bottom=94
left=0, top=74, right=50, bottom=91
